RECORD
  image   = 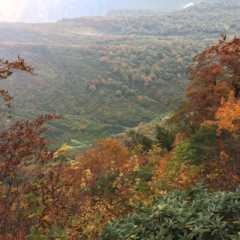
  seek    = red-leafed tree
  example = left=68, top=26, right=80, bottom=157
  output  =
left=182, top=37, right=240, bottom=190
left=0, top=58, right=61, bottom=239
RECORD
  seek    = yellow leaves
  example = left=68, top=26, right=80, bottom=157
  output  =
left=128, top=192, right=152, bottom=207
left=131, top=144, right=144, bottom=155
left=80, top=180, right=87, bottom=189
left=20, top=201, right=29, bottom=210
left=71, top=198, right=121, bottom=240
left=84, top=169, right=92, bottom=178
left=42, top=215, right=51, bottom=222
left=80, top=169, right=93, bottom=188
left=69, top=160, right=80, bottom=169
left=54, top=144, right=72, bottom=158
left=157, top=204, right=168, bottom=211
left=10, top=187, right=18, bottom=193
left=85, top=224, right=95, bottom=233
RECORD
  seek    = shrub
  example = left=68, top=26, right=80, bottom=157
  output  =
left=101, top=186, right=240, bottom=240
left=128, top=130, right=154, bottom=152
left=175, top=126, right=218, bottom=165
left=156, top=126, right=175, bottom=151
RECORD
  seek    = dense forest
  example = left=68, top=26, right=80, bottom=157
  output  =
left=1, top=0, right=240, bottom=239
left=1, top=35, right=240, bottom=240
left=1, top=0, right=240, bottom=149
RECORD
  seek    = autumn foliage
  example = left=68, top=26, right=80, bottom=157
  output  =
left=1, top=37, right=240, bottom=239
left=187, top=38, right=240, bottom=125
left=0, top=57, right=33, bottom=107
left=215, top=91, right=240, bottom=133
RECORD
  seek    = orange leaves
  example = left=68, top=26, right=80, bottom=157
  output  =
left=201, top=91, right=240, bottom=190
left=75, top=139, right=132, bottom=178
left=54, top=139, right=146, bottom=239
left=67, top=139, right=145, bottom=202
left=215, top=92, right=240, bottom=133
left=187, top=37, right=240, bottom=126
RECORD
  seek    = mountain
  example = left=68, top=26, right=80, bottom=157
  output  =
left=0, top=0, right=201, bottom=23
left=62, top=0, right=240, bottom=37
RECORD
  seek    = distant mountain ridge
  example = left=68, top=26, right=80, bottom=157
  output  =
left=2, top=0, right=239, bottom=23
left=59, top=0, right=240, bottom=38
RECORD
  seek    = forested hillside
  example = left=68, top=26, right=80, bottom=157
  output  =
left=1, top=0, right=240, bottom=239
left=1, top=35, right=240, bottom=240
left=0, top=0, right=238, bottom=149
left=69, top=0, right=240, bottom=36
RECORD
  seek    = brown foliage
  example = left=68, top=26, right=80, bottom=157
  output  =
left=0, top=57, right=62, bottom=239
left=0, top=57, right=33, bottom=107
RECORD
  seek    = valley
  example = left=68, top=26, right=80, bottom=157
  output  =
left=2, top=1, right=240, bottom=239
left=0, top=0, right=238, bottom=149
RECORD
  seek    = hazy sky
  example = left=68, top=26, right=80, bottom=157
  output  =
left=0, top=0, right=23, bottom=21
left=0, top=0, right=62, bottom=22
left=0, top=0, right=197, bottom=22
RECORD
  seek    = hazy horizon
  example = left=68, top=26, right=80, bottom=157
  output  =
left=0, top=0, right=199, bottom=23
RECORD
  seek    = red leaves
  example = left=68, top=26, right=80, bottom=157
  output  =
left=0, top=114, right=60, bottom=167
left=0, top=56, right=64, bottom=238
left=210, top=64, right=223, bottom=76
left=187, top=37, right=240, bottom=126
left=0, top=114, right=60, bottom=236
